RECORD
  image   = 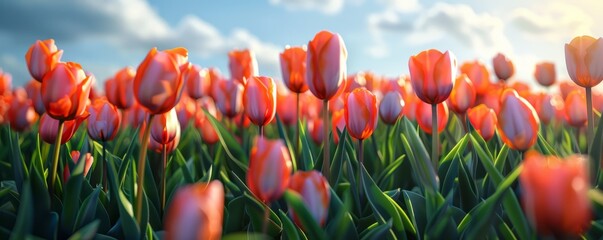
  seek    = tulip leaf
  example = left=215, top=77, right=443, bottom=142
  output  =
left=330, top=128, right=349, bottom=186
left=204, top=108, right=248, bottom=175
left=73, top=187, right=101, bottom=232
left=106, top=158, right=140, bottom=240
left=275, top=114, right=297, bottom=172
left=222, top=233, right=270, bottom=240
left=8, top=130, right=27, bottom=193
left=325, top=188, right=358, bottom=240
left=283, top=190, right=328, bottom=240
left=67, top=220, right=99, bottom=240
left=401, top=117, right=439, bottom=194
left=224, top=195, right=247, bottom=234
left=298, top=120, right=315, bottom=171
left=592, top=115, right=603, bottom=183
left=242, top=192, right=282, bottom=236
left=376, top=154, right=405, bottom=189
left=9, top=182, right=33, bottom=240
left=360, top=220, right=392, bottom=240
left=61, top=148, right=87, bottom=234
left=458, top=155, right=478, bottom=212
left=536, top=133, right=558, bottom=156
left=279, top=210, right=303, bottom=240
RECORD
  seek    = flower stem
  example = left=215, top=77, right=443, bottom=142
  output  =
left=295, top=93, right=301, bottom=167
left=262, top=203, right=270, bottom=235
left=102, top=140, right=107, bottom=192
left=322, top=99, right=331, bottom=182
left=259, top=125, right=264, bottom=137
left=586, top=87, right=594, bottom=155
left=49, top=120, right=65, bottom=196
left=431, top=104, right=439, bottom=171
left=358, top=139, right=364, bottom=201
left=159, top=143, right=167, bottom=217
left=135, top=114, right=154, bottom=225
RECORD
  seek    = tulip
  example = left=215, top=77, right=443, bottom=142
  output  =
left=408, top=49, right=456, bottom=105
left=308, top=118, right=324, bottom=145
left=185, top=64, right=210, bottom=100
left=87, top=98, right=121, bottom=142
left=134, top=47, right=189, bottom=115
left=8, top=88, right=38, bottom=132
left=105, top=67, right=135, bottom=110
left=0, top=95, right=10, bottom=125
left=492, top=53, right=515, bottom=81
left=520, top=151, right=591, bottom=237
left=534, top=62, right=556, bottom=87
left=460, top=60, right=490, bottom=95
left=449, top=74, right=476, bottom=115
left=175, top=95, right=196, bottom=130
left=39, top=113, right=87, bottom=144
left=467, top=104, right=497, bottom=141
left=148, top=122, right=181, bottom=154
left=0, top=69, right=11, bottom=97
left=344, top=88, right=378, bottom=140
left=564, top=90, right=588, bottom=128
left=288, top=171, right=331, bottom=227
left=280, top=46, right=308, bottom=93
left=25, top=39, right=63, bottom=82
left=63, top=151, right=94, bottom=182
left=229, top=49, right=258, bottom=85
left=534, top=93, right=563, bottom=125
left=243, top=76, right=277, bottom=130
left=559, top=81, right=582, bottom=100
left=194, top=97, right=220, bottom=145
left=331, top=109, right=346, bottom=145
left=416, top=100, right=449, bottom=134
left=212, top=79, right=243, bottom=118
left=151, top=108, right=180, bottom=145
left=306, top=30, right=347, bottom=101
left=247, top=137, right=292, bottom=203
left=165, top=181, right=224, bottom=240
left=25, top=79, right=45, bottom=114
left=402, top=92, right=420, bottom=121
left=206, top=67, right=223, bottom=99
left=41, top=62, right=92, bottom=121
left=276, top=90, right=298, bottom=126
left=379, top=91, right=404, bottom=125
left=497, top=89, right=539, bottom=151
left=124, top=101, right=149, bottom=128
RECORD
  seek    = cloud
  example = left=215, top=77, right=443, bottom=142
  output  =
left=509, top=3, right=593, bottom=41
left=268, top=0, right=344, bottom=14
left=377, top=0, right=421, bottom=13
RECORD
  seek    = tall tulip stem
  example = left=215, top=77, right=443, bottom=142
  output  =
left=322, top=100, right=331, bottom=182
left=102, top=140, right=107, bottom=192
left=49, top=120, right=65, bottom=195
left=358, top=139, right=364, bottom=200
left=586, top=87, right=594, bottom=154
left=295, top=93, right=300, bottom=164
left=136, top=114, right=154, bottom=225
left=259, top=125, right=264, bottom=137
left=262, top=203, right=270, bottom=235
left=431, top=104, right=439, bottom=170
left=159, top=144, right=167, bottom=217
left=461, top=113, right=468, bottom=134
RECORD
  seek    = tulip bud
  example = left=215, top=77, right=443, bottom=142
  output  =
left=344, top=88, right=378, bottom=140
left=449, top=74, right=476, bottom=114
left=534, top=93, right=563, bottom=125
left=534, top=62, right=556, bottom=87
left=460, top=60, right=490, bottom=95
left=87, top=98, right=121, bottom=142
left=151, top=109, right=180, bottom=145
left=497, top=89, right=539, bottom=151
left=409, top=49, right=457, bottom=104
left=212, top=79, right=243, bottom=118
left=175, top=95, right=196, bottom=130
left=306, top=30, right=347, bottom=101
left=379, top=91, right=404, bottom=125
left=467, top=104, right=497, bottom=141
left=41, top=62, right=92, bottom=121
left=25, top=39, right=63, bottom=82
left=229, top=49, right=258, bottom=85
left=194, top=97, right=220, bottom=145
left=416, top=101, right=449, bottom=134
left=280, top=46, right=308, bottom=93
left=277, top=90, right=298, bottom=126
left=25, top=79, right=45, bottom=114
left=520, top=151, right=591, bottom=237
left=40, top=113, right=87, bottom=144
left=565, top=36, right=603, bottom=88
left=165, top=181, right=224, bottom=240
left=8, top=88, right=38, bottom=132
left=288, top=171, right=331, bottom=227
left=247, top=137, right=292, bottom=203
left=492, top=53, right=515, bottom=81
left=564, top=90, right=588, bottom=128
left=105, top=67, right=136, bottom=110
left=185, top=64, right=211, bottom=100
left=243, top=76, right=277, bottom=127
left=63, top=151, right=94, bottom=182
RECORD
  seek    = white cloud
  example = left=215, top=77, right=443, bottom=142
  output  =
left=269, top=0, right=344, bottom=14
left=509, top=3, right=593, bottom=41
left=377, top=0, right=421, bottom=13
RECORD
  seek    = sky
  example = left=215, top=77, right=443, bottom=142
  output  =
left=0, top=0, right=602, bottom=91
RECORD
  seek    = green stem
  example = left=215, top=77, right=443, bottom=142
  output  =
left=431, top=104, right=439, bottom=171
left=49, top=120, right=65, bottom=196
left=586, top=87, right=594, bottom=155
left=160, top=143, right=167, bottom=217
left=262, top=203, right=270, bottom=235
left=322, top=99, right=331, bottom=182
left=358, top=139, right=364, bottom=201
left=295, top=93, right=301, bottom=168
left=102, top=140, right=107, bottom=192
left=385, top=125, right=392, bottom=164
left=461, top=113, right=468, bottom=134
left=135, top=114, right=154, bottom=225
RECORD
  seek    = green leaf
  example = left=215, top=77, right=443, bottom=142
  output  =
left=204, top=108, right=248, bottom=176
left=299, top=120, right=315, bottom=171
left=67, top=220, right=99, bottom=240
left=9, top=182, right=33, bottom=240
left=222, top=233, right=270, bottom=240
left=74, top=187, right=101, bottom=231
left=61, top=148, right=88, bottom=234
left=243, top=193, right=282, bottom=236
left=401, top=118, right=438, bottom=194
left=360, top=220, right=393, bottom=240
left=276, top=114, right=297, bottom=172
left=107, top=159, right=140, bottom=240
left=283, top=190, right=328, bottom=240
left=279, top=210, right=303, bottom=240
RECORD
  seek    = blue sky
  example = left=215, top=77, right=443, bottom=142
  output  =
left=0, top=0, right=601, bottom=91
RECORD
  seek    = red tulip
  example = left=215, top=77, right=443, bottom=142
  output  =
left=7, top=88, right=38, bottom=132
left=306, top=30, right=347, bottom=101
left=280, top=46, right=308, bottom=93
left=288, top=171, right=331, bottom=227
left=344, top=88, right=378, bottom=140
left=277, top=90, right=298, bottom=126
left=206, top=67, right=223, bottom=99
left=175, top=95, right=196, bottom=129
left=63, top=151, right=94, bottom=181
left=460, top=60, right=490, bottom=95
left=408, top=49, right=456, bottom=104
left=25, top=39, right=63, bottom=82
left=25, top=79, right=45, bottom=114
left=520, top=151, right=591, bottom=237
left=449, top=74, right=476, bottom=114
left=247, top=137, right=292, bottom=203
left=0, top=95, right=9, bottom=125
left=497, top=89, right=539, bottom=151
left=331, top=109, right=346, bottom=144
left=212, top=79, right=243, bottom=118
left=229, top=49, right=258, bottom=85
left=105, top=67, right=135, bottom=110
left=308, top=118, right=324, bottom=145
left=87, top=98, right=121, bottom=142
left=185, top=64, right=210, bottom=100
left=194, top=97, right=220, bottom=145
left=134, top=47, right=189, bottom=115
left=564, top=90, right=588, bottom=128
left=565, top=36, right=603, bottom=88
left=151, top=109, right=180, bottom=145
left=379, top=91, right=404, bottom=125
left=416, top=100, right=449, bottom=134
left=0, top=69, right=11, bottom=97
left=41, top=62, right=92, bottom=121
left=165, top=181, right=224, bottom=240
left=534, top=62, right=556, bottom=87
left=39, top=113, right=87, bottom=144
left=402, top=92, right=420, bottom=121
left=476, top=84, right=503, bottom=114
left=243, top=76, right=277, bottom=127
left=492, top=53, right=515, bottom=81
left=467, top=104, right=497, bottom=141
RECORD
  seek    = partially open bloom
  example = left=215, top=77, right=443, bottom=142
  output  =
left=520, top=151, right=591, bottom=237
left=344, top=88, right=378, bottom=140
left=87, top=98, right=121, bottom=142
left=449, top=74, right=476, bottom=114
left=492, top=53, right=515, bottom=81
left=247, top=137, right=292, bottom=203
left=416, top=101, right=449, bottom=134
left=39, top=113, right=87, bottom=144
left=212, top=79, right=243, bottom=118
left=194, top=97, right=220, bottom=145
left=379, top=91, right=404, bottom=125
left=534, top=62, right=556, bottom=87
left=151, top=109, right=181, bottom=145
left=229, top=49, right=258, bottom=85
left=288, top=171, right=331, bottom=227
left=564, top=90, right=588, bottom=128
left=8, top=88, right=38, bottom=132
left=63, top=151, right=94, bottom=181
left=497, top=89, right=540, bottom=151
left=306, top=30, right=347, bottom=101
left=243, top=76, right=277, bottom=127
left=277, top=90, right=298, bottom=126
left=534, top=93, right=563, bottom=125
left=25, top=39, right=63, bottom=82
left=280, top=46, right=308, bottom=93
left=25, top=79, right=45, bottom=114
left=409, top=49, right=456, bottom=104
left=185, top=64, right=210, bottom=100
left=134, top=47, right=189, bottom=115
left=565, top=36, right=603, bottom=88
left=105, top=67, right=135, bottom=110
left=467, top=104, right=497, bottom=141
left=460, top=60, right=490, bottom=95
left=41, top=62, right=92, bottom=121
left=165, top=181, right=224, bottom=240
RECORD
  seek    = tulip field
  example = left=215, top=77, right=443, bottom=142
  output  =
left=2, top=31, right=603, bottom=240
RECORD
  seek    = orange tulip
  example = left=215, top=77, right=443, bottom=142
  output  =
left=0, top=69, right=11, bottom=97
left=206, top=67, right=223, bottom=99
left=534, top=62, right=556, bottom=87
left=476, top=84, right=503, bottom=114
left=416, top=100, right=449, bottom=134
left=247, top=137, right=292, bottom=203
left=306, top=30, right=347, bottom=101
left=105, top=67, right=135, bottom=110
left=151, top=109, right=180, bottom=145
left=559, top=81, right=582, bottom=100
left=7, top=88, right=38, bottom=132
left=0, top=95, right=10, bottom=125
left=194, top=97, right=220, bottom=145
left=212, top=79, right=243, bottom=118
left=449, top=74, right=476, bottom=114
left=280, top=46, right=308, bottom=93
left=564, top=90, right=588, bottom=128
left=331, top=109, right=346, bottom=144
left=492, top=53, right=515, bottom=81
left=175, top=95, right=196, bottom=129
left=165, top=181, right=224, bottom=240
left=63, top=151, right=94, bottom=181
left=39, top=113, right=87, bottom=144
left=344, top=88, right=378, bottom=140
left=41, top=62, right=92, bottom=121
left=185, top=64, right=211, bottom=100
left=288, top=171, right=331, bottom=227
left=467, top=104, right=497, bottom=141
left=134, top=47, right=189, bottom=115
left=497, top=89, right=539, bottom=151
left=243, top=76, right=277, bottom=127
left=276, top=90, right=298, bottom=126
left=25, top=39, right=63, bottom=82
left=408, top=49, right=456, bottom=104
left=308, top=118, right=324, bottom=145
left=460, top=60, right=490, bottom=95
left=379, top=91, right=404, bottom=125
left=87, top=98, right=121, bottom=142
left=25, top=79, right=45, bottom=114
left=520, top=151, right=591, bottom=236
left=402, top=92, right=420, bottom=121
left=229, top=49, right=258, bottom=85
left=565, top=36, right=603, bottom=88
